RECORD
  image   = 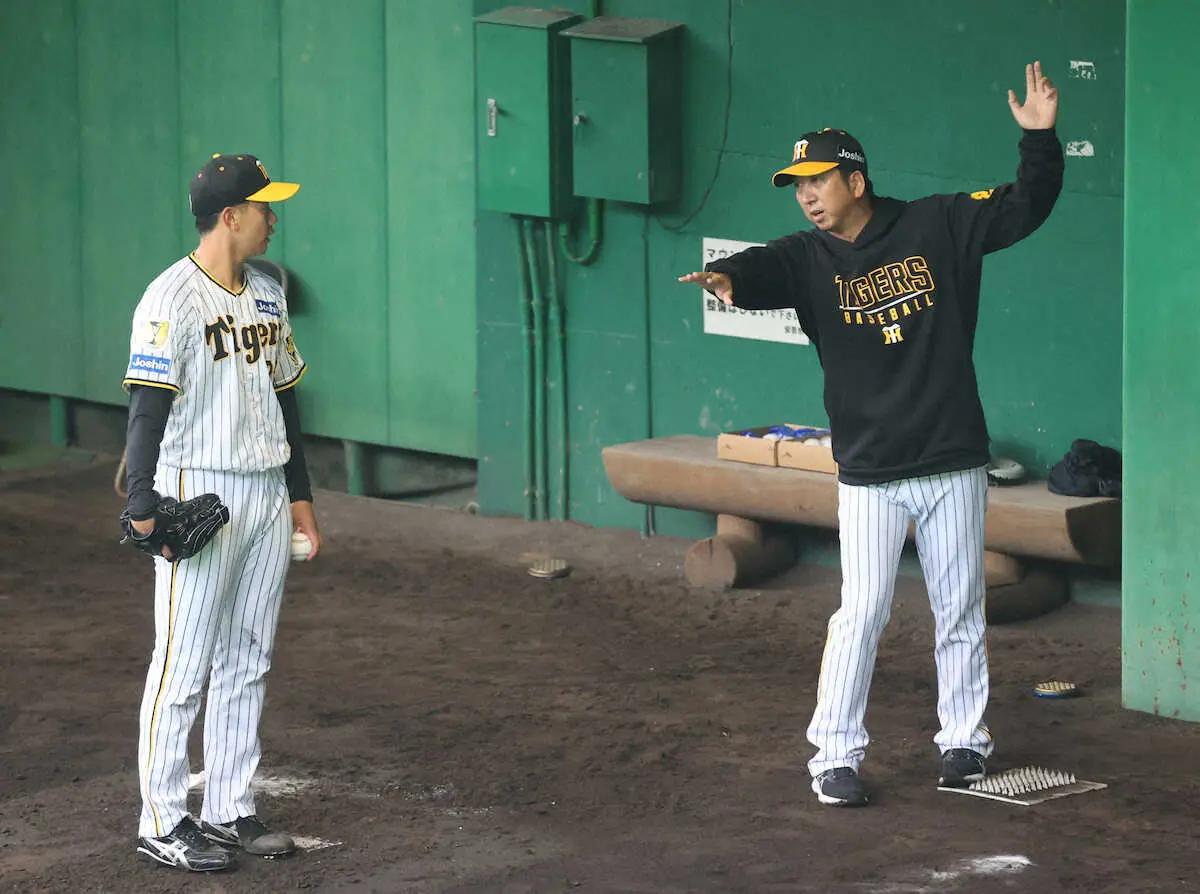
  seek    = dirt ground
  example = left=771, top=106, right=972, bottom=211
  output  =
left=1, top=457, right=1198, bottom=894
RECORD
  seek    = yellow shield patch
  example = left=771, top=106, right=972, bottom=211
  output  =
left=145, top=320, right=170, bottom=347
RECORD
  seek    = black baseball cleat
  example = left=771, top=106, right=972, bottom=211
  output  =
left=811, top=767, right=869, bottom=807
left=136, top=816, right=237, bottom=871
left=939, top=748, right=987, bottom=787
left=200, top=814, right=296, bottom=858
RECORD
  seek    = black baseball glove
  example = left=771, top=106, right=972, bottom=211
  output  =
left=120, top=493, right=231, bottom=562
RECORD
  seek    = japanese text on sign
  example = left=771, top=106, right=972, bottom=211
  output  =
left=701, top=237, right=809, bottom=345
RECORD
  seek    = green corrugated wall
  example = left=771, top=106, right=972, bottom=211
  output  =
left=1122, top=0, right=1199, bottom=720
left=476, top=0, right=1126, bottom=539
left=0, top=0, right=479, bottom=459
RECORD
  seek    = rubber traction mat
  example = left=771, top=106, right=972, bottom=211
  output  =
left=939, top=766, right=1106, bottom=805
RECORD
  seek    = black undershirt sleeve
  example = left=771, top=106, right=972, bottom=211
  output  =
left=124, top=385, right=173, bottom=521
left=704, top=233, right=809, bottom=312
left=276, top=386, right=313, bottom=504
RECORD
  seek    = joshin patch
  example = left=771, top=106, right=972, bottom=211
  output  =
left=129, top=354, right=172, bottom=375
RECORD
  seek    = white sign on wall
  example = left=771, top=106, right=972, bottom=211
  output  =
left=700, top=237, right=809, bottom=345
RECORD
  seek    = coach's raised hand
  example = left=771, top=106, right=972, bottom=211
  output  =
left=678, top=270, right=734, bottom=306
left=1008, top=61, right=1058, bottom=130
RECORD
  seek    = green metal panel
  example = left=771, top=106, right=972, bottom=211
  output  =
left=384, top=0, right=478, bottom=458
left=565, top=17, right=683, bottom=205
left=553, top=203, right=652, bottom=527
left=475, top=211, right=524, bottom=515
left=725, top=0, right=1125, bottom=196
left=0, top=0, right=84, bottom=398
left=78, top=0, right=181, bottom=406
left=1123, top=0, right=1199, bottom=721
left=177, top=0, right=283, bottom=259
left=474, top=8, right=581, bottom=218
left=476, top=203, right=651, bottom=527
left=280, top=0, right=389, bottom=445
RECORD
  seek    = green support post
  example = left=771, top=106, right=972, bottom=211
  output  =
left=343, top=440, right=367, bottom=496
left=49, top=396, right=71, bottom=447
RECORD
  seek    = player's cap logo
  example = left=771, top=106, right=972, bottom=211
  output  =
left=189, top=154, right=300, bottom=217
left=145, top=320, right=170, bottom=347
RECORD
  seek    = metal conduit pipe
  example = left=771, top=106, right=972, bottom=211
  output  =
left=515, top=217, right=537, bottom=521
left=559, top=197, right=603, bottom=266
left=524, top=220, right=549, bottom=521
left=544, top=219, right=568, bottom=521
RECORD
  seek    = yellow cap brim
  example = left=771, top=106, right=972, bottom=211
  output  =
left=771, top=161, right=838, bottom=187
left=246, top=181, right=300, bottom=203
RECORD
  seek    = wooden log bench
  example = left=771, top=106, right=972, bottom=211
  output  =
left=601, top=435, right=1121, bottom=623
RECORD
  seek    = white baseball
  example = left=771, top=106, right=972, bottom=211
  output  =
left=290, top=531, right=312, bottom=562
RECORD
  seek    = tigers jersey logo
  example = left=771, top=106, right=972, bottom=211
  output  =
left=144, top=320, right=170, bottom=347
left=285, top=334, right=299, bottom=365
left=970, top=188, right=995, bottom=201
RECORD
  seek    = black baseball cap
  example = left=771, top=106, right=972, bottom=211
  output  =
left=189, top=153, right=300, bottom=217
left=772, top=129, right=868, bottom=187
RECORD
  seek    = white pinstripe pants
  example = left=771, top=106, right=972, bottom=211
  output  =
left=807, top=466, right=993, bottom=776
left=137, top=465, right=292, bottom=838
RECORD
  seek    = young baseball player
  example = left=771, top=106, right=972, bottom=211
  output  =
left=680, top=63, right=1063, bottom=806
left=123, top=153, right=321, bottom=870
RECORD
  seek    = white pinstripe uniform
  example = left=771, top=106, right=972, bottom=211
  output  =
left=123, top=255, right=305, bottom=839
left=807, top=467, right=993, bottom=776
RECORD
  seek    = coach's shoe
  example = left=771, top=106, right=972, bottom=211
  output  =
left=938, top=748, right=987, bottom=788
left=137, top=816, right=237, bottom=872
left=201, top=814, right=296, bottom=858
left=811, top=767, right=869, bottom=807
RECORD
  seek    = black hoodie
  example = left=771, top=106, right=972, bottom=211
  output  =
left=705, top=128, right=1064, bottom=485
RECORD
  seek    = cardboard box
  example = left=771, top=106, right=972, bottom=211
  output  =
left=777, top=429, right=837, bottom=474
left=717, top=425, right=785, bottom=467
left=717, top=424, right=837, bottom=474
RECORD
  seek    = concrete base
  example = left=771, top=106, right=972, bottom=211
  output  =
left=0, top=388, right=478, bottom=507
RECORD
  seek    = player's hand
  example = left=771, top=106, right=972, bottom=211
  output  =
left=131, top=516, right=173, bottom=559
left=291, top=500, right=321, bottom=561
left=678, top=271, right=734, bottom=306
left=1008, top=61, right=1058, bottom=130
